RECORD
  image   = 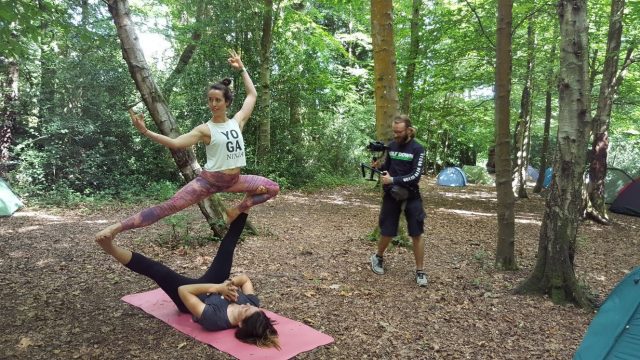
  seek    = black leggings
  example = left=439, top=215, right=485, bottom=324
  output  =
left=125, top=213, right=248, bottom=313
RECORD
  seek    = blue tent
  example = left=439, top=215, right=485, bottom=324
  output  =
left=543, top=167, right=553, bottom=188
left=574, top=267, right=640, bottom=359
left=436, top=167, right=467, bottom=187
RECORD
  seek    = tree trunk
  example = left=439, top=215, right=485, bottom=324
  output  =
left=0, top=60, right=19, bottom=177
left=288, top=85, right=302, bottom=145
left=516, top=0, right=594, bottom=308
left=107, top=0, right=229, bottom=238
left=256, top=0, right=274, bottom=161
left=512, top=20, right=535, bottom=199
left=494, top=0, right=516, bottom=270
left=585, top=0, right=627, bottom=224
left=38, top=0, right=56, bottom=123
left=371, top=0, right=400, bottom=142
left=533, top=43, right=556, bottom=193
left=400, top=0, right=421, bottom=115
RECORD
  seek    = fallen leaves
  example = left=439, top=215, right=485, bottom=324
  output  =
left=1, top=181, right=638, bottom=359
left=17, top=337, right=34, bottom=349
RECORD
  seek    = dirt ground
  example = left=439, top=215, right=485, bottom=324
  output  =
left=1, top=177, right=639, bottom=359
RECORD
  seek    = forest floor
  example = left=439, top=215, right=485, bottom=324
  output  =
left=1, top=177, right=639, bottom=359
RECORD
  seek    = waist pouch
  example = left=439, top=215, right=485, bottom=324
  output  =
left=389, top=185, right=410, bottom=201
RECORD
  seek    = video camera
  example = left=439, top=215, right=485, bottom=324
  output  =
left=360, top=140, right=389, bottom=181
left=366, top=140, right=388, bottom=152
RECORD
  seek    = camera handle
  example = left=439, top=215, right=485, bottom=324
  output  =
left=360, top=163, right=382, bottom=181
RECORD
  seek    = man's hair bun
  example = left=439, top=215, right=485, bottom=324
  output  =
left=221, top=78, right=232, bottom=87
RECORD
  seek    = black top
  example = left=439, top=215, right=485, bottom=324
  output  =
left=380, top=138, right=425, bottom=193
left=195, top=291, right=260, bottom=331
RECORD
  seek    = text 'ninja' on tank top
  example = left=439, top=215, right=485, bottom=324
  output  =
left=204, top=118, right=247, bottom=172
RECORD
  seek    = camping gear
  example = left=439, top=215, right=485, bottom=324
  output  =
left=122, top=288, right=335, bottom=360
left=526, top=165, right=539, bottom=181
left=609, top=179, right=640, bottom=217
left=543, top=167, right=553, bottom=188
left=573, top=267, right=640, bottom=359
left=462, top=165, right=494, bottom=185
left=436, top=167, right=467, bottom=187
left=605, top=167, right=635, bottom=204
left=0, top=178, right=23, bottom=217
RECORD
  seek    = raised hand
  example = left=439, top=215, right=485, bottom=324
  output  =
left=227, top=49, right=245, bottom=71
left=128, top=108, right=148, bottom=134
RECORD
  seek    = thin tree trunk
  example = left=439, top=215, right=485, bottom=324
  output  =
left=162, top=1, right=207, bottom=102
left=256, top=0, right=274, bottom=161
left=513, top=20, right=535, bottom=199
left=371, top=0, right=399, bottom=142
left=107, top=0, right=229, bottom=238
left=494, top=0, right=516, bottom=270
left=400, top=0, right=421, bottom=115
left=288, top=85, right=302, bottom=145
left=585, top=0, right=627, bottom=224
left=533, top=43, right=556, bottom=193
left=38, top=0, right=56, bottom=123
left=516, top=0, right=594, bottom=308
left=0, top=60, right=19, bottom=177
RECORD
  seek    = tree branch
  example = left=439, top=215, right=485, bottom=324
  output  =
left=464, top=0, right=495, bottom=49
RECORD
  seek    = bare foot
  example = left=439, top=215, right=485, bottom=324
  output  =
left=225, top=207, right=241, bottom=225
left=95, top=223, right=121, bottom=246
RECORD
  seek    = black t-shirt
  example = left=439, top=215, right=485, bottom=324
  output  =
left=380, top=138, right=425, bottom=193
left=194, top=291, right=260, bottom=331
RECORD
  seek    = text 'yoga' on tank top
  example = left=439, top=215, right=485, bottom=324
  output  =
left=204, top=118, right=247, bottom=172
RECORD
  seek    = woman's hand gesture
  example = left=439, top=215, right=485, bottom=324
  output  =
left=227, top=49, right=245, bottom=71
left=218, top=280, right=239, bottom=302
left=128, top=108, right=148, bottom=135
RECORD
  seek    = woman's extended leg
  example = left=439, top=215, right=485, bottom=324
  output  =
left=224, top=175, right=279, bottom=223
left=95, top=172, right=239, bottom=242
left=96, top=232, right=196, bottom=313
left=197, top=212, right=248, bottom=283
left=96, top=213, right=248, bottom=313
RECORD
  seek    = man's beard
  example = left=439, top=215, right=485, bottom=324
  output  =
left=395, top=134, right=409, bottom=144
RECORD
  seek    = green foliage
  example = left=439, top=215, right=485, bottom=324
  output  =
left=3, top=0, right=639, bottom=206
left=157, top=213, right=216, bottom=249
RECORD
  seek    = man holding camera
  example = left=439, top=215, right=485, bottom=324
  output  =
left=370, top=115, right=427, bottom=287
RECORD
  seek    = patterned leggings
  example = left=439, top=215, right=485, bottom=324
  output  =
left=125, top=213, right=248, bottom=313
left=120, top=170, right=279, bottom=231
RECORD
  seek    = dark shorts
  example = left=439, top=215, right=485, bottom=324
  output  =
left=378, top=192, right=426, bottom=237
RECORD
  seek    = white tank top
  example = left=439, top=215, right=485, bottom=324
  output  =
left=203, top=118, right=246, bottom=172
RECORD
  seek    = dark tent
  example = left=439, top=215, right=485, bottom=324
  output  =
left=574, top=267, right=640, bottom=359
left=610, top=180, right=640, bottom=217
left=605, top=167, right=635, bottom=204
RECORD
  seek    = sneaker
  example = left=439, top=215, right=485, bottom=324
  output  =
left=416, top=271, right=428, bottom=287
left=370, top=254, right=384, bottom=275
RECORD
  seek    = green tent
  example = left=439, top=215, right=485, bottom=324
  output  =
left=574, top=267, right=640, bottom=359
left=0, top=178, right=23, bottom=216
left=461, top=165, right=494, bottom=185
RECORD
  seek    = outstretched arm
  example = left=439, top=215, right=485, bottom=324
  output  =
left=178, top=281, right=239, bottom=318
left=129, top=109, right=207, bottom=149
left=227, top=50, right=257, bottom=131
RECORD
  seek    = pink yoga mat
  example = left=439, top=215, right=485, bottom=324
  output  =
left=122, top=288, right=334, bottom=360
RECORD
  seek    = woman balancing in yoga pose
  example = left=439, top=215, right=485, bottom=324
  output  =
left=95, top=49, right=279, bottom=243
left=97, top=213, right=280, bottom=348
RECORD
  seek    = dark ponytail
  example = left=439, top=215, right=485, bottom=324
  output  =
left=209, top=78, right=234, bottom=106
left=235, top=311, right=281, bottom=350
